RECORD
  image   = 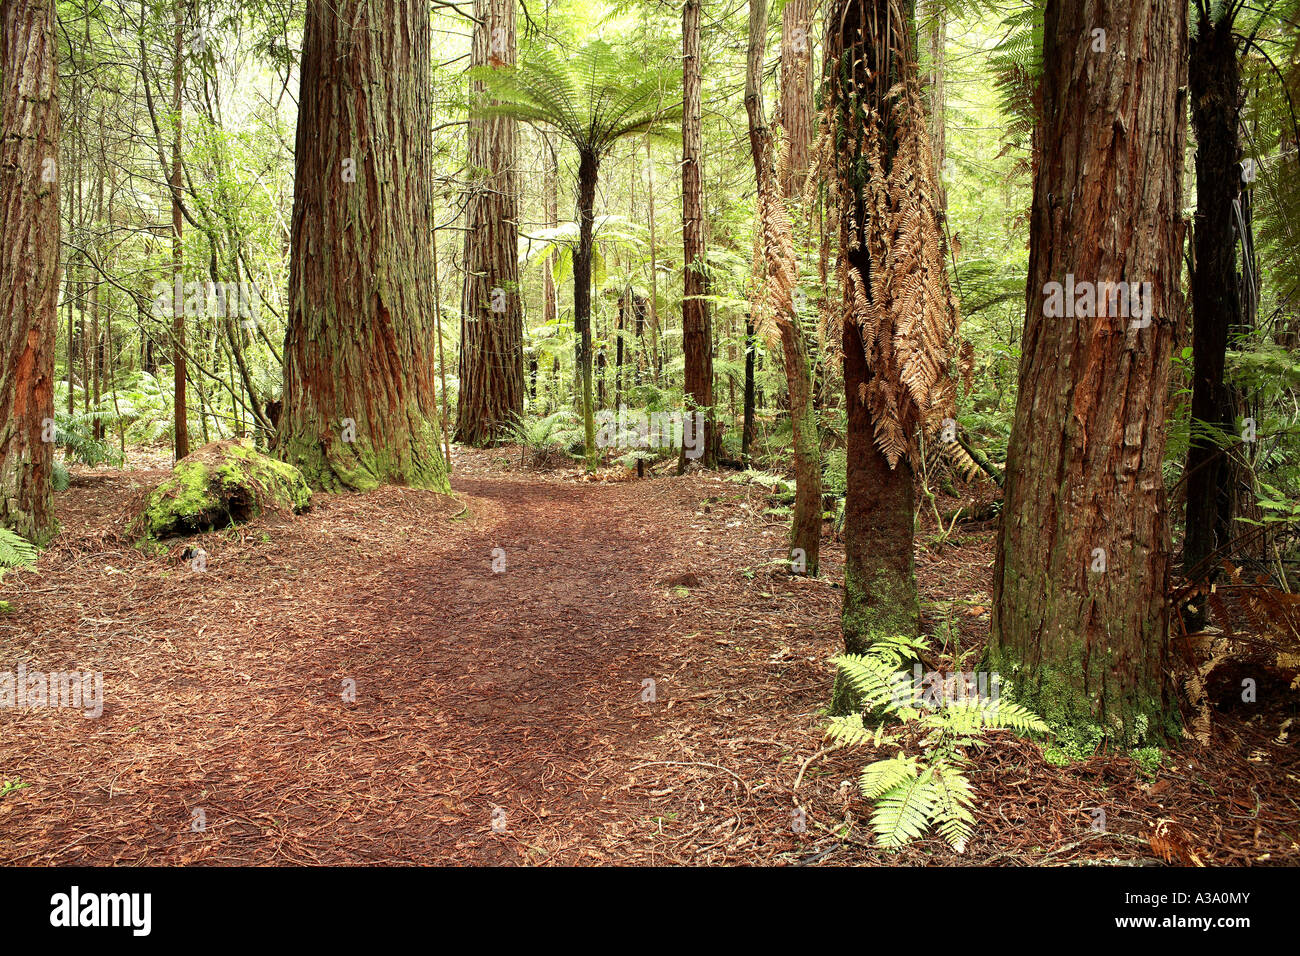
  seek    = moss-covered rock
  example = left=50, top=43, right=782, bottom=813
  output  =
left=133, top=440, right=311, bottom=539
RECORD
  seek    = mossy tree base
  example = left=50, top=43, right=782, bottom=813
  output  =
left=134, top=440, right=311, bottom=539
left=277, top=412, right=449, bottom=495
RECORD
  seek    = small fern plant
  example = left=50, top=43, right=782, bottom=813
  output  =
left=826, top=635, right=1047, bottom=853
left=504, top=410, right=580, bottom=466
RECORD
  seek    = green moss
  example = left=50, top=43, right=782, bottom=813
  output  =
left=135, top=439, right=311, bottom=539
left=830, top=563, right=920, bottom=714
left=278, top=415, right=450, bottom=495
left=984, top=638, right=1179, bottom=758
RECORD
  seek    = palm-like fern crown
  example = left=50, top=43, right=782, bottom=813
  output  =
left=815, top=1, right=965, bottom=468
left=470, top=40, right=682, bottom=158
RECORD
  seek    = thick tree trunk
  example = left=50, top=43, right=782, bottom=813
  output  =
left=681, top=0, right=715, bottom=469
left=456, top=0, right=524, bottom=445
left=277, top=0, right=450, bottom=493
left=841, top=318, right=918, bottom=647
left=1184, top=10, right=1243, bottom=599
left=746, top=0, right=822, bottom=576
left=0, top=0, right=60, bottom=544
left=778, top=0, right=813, bottom=199
left=991, top=0, right=1187, bottom=744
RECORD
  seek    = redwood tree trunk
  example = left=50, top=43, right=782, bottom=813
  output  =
left=0, top=0, right=60, bottom=544
left=991, top=0, right=1187, bottom=744
left=277, top=0, right=449, bottom=493
left=1184, top=9, right=1243, bottom=599
left=456, top=0, right=524, bottom=445
left=779, top=0, right=813, bottom=199
left=681, top=0, right=715, bottom=469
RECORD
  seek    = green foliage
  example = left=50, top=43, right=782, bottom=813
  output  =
left=504, top=410, right=583, bottom=466
left=827, top=635, right=1047, bottom=852
left=470, top=40, right=682, bottom=158
left=0, top=527, right=39, bottom=571
left=50, top=410, right=124, bottom=468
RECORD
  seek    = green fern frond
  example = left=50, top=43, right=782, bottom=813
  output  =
left=871, top=770, right=937, bottom=848
left=825, top=629, right=1048, bottom=852
left=858, top=753, right=918, bottom=799
left=0, top=527, right=38, bottom=570
left=929, top=756, right=977, bottom=852
left=832, top=653, right=910, bottom=712
left=944, top=696, right=1049, bottom=735
left=825, top=714, right=899, bottom=750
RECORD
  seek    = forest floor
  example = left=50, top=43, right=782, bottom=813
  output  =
left=1, top=446, right=1297, bottom=865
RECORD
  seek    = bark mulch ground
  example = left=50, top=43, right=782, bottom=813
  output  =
left=1, top=447, right=1296, bottom=865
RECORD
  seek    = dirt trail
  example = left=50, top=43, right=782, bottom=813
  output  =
left=0, top=456, right=842, bottom=864
left=4, top=451, right=1291, bottom=865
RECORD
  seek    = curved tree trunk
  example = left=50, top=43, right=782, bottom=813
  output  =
left=681, top=0, right=715, bottom=469
left=456, top=0, right=524, bottom=446
left=991, top=0, right=1187, bottom=744
left=0, top=0, right=60, bottom=544
left=746, top=0, right=822, bottom=577
left=277, top=0, right=450, bottom=494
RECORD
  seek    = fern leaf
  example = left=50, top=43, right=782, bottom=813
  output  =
left=858, top=753, right=918, bottom=800
left=871, top=770, right=936, bottom=848
left=0, top=527, right=38, bottom=569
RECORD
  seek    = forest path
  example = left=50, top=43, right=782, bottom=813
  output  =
left=2, top=450, right=1277, bottom=865
left=0, top=450, right=847, bottom=864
